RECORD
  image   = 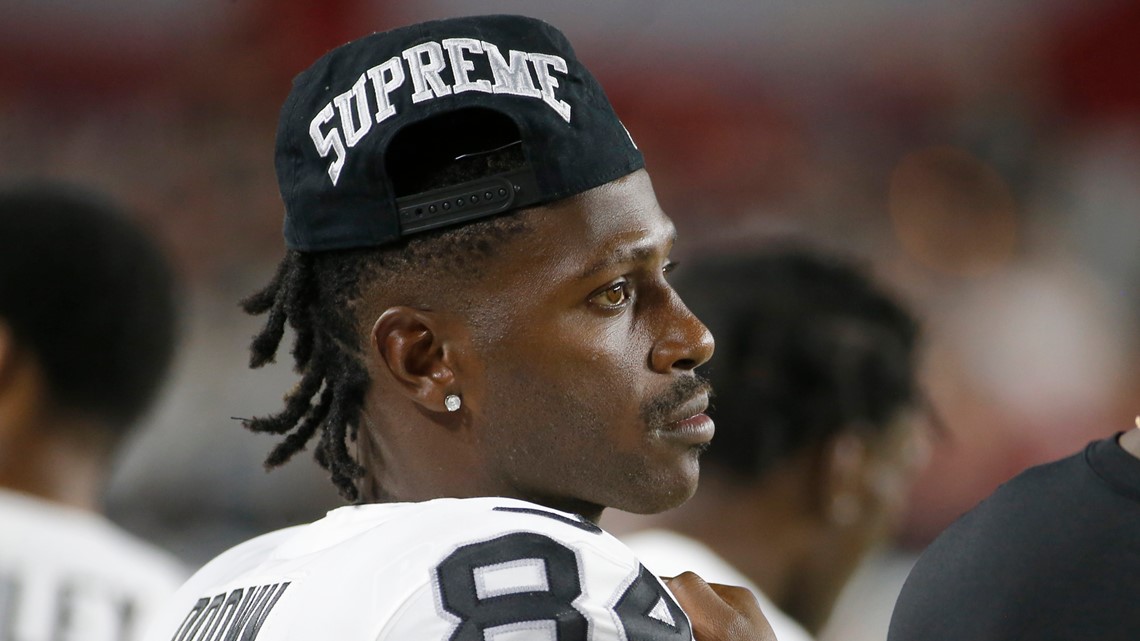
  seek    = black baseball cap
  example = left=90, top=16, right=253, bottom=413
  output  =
left=275, top=14, right=644, bottom=252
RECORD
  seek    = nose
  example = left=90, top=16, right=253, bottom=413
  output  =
left=649, top=292, right=715, bottom=373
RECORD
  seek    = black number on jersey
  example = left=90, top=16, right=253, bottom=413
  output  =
left=436, top=532, right=588, bottom=641
left=614, top=564, right=691, bottom=641
left=435, top=533, right=691, bottom=641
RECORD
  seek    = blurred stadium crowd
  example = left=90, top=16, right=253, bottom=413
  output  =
left=2, top=1, right=1137, bottom=638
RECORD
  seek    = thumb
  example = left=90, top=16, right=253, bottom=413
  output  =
left=664, top=572, right=777, bottom=641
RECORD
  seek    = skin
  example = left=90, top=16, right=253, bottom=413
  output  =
left=357, top=169, right=715, bottom=523
left=349, top=169, right=775, bottom=641
left=668, top=573, right=777, bottom=641
left=0, top=322, right=115, bottom=511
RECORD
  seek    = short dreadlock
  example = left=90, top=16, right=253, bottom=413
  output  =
left=242, top=123, right=530, bottom=501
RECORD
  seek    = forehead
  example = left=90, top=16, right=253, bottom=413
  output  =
left=521, top=169, right=675, bottom=267
left=451, top=169, right=673, bottom=322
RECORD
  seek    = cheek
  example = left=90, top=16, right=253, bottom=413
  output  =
left=506, top=316, right=644, bottom=388
left=480, top=322, right=647, bottom=435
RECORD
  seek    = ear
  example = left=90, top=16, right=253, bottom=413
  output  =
left=370, top=306, right=463, bottom=413
left=818, top=431, right=868, bottom=527
left=0, top=321, right=18, bottom=393
left=0, top=321, right=45, bottom=437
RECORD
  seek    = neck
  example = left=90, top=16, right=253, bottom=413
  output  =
left=359, top=407, right=607, bottom=522
left=0, top=414, right=111, bottom=512
left=0, top=339, right=111, bottom=512
left=512, top=492, right=605, bottom=524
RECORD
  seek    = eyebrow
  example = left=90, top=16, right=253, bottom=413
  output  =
left=578, top=231, right=677, bottom=280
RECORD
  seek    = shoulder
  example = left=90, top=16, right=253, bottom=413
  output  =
left=623, top=529, right=815, bottom=641
left=0, top=491, right=188, bottom=640
left=321, top=497, right=654, bottom=574
left=147, top=498, right=694, bottom=641
left=169, top=497, right=624, bottom=595
left=171, top=524, right=301, bottom=597
left=902, top=447, right=1087, bottom=571
left=410, top=497, right=642, bottom=585
left=0, top=490, right=187, bottom=589
left=889, top=445, right=1103, bottom=641
left=420, top=497, right=624, bottom=551
left=926, top=444, right=1089, bottom=543
left=377, top=498, right=693, bottom=641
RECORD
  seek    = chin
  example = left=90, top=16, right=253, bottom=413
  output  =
left=613, top=463, right=701, bottom=515
left=621, top=487, right=697, bottom=515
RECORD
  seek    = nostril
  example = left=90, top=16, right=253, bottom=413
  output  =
left=673, top=357, right=698, bottom=371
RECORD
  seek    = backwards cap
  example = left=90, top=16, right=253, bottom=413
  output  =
left=275, top=14, right=644, bottom=251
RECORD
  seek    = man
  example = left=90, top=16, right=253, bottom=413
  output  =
left=888, top=423, right=1140, bottom=640
left=0, top=184, right=186, bottom=641
left=620, top=248, right=930, bottom=641
left=143, top=15, right=775, bottom=641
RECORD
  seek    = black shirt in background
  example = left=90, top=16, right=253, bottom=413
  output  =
left=888, top=433, right=1140, bottom=641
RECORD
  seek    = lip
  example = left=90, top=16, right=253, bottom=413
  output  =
left=658, top=395, right=715, bottom=445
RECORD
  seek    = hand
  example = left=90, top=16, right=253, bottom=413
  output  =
left=665, top=572, right=778, bottom=641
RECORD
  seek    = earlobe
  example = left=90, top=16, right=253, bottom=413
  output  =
left=370, top=307, right=460, bottom=412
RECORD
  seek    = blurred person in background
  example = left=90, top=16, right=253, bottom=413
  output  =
left=887, top=420, right=1140, bottom=640
left=622, top=246, right=932, bottom=641
left=0, top=184, right=187, bottom=641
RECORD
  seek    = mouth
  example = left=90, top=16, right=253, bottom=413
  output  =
left=657, top=393, right=715, bottom=446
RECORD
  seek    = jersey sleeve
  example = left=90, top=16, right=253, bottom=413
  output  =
left=377, top=505, right=695, bottom=641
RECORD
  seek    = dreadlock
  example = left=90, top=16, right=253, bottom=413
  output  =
left=242, top=135, right=529, bottom=501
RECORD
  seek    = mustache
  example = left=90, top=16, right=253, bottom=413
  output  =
left=640, top=374, right=713, bottom=430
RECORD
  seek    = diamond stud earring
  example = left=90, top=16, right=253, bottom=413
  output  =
left=444, top=394, right=462, bottom=412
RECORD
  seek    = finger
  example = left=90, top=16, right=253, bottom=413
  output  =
left=664, top=572, right=777, bottom=641
left=665, top=573, right=727, bottom=638
left=666, top=573, right=761, bottom=618
left=706, top=581, right=765, bottom=617
left=664, top=572, right=724, bottom=615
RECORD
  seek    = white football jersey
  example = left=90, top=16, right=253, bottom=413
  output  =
left=145, top=497, right=693, bottom=641
left=0, top=489, right=188, bottom=641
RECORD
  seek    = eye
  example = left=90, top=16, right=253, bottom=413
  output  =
left=662, top=260, right=678, bottom=277
left=590, top=280, right=632, bottom=309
